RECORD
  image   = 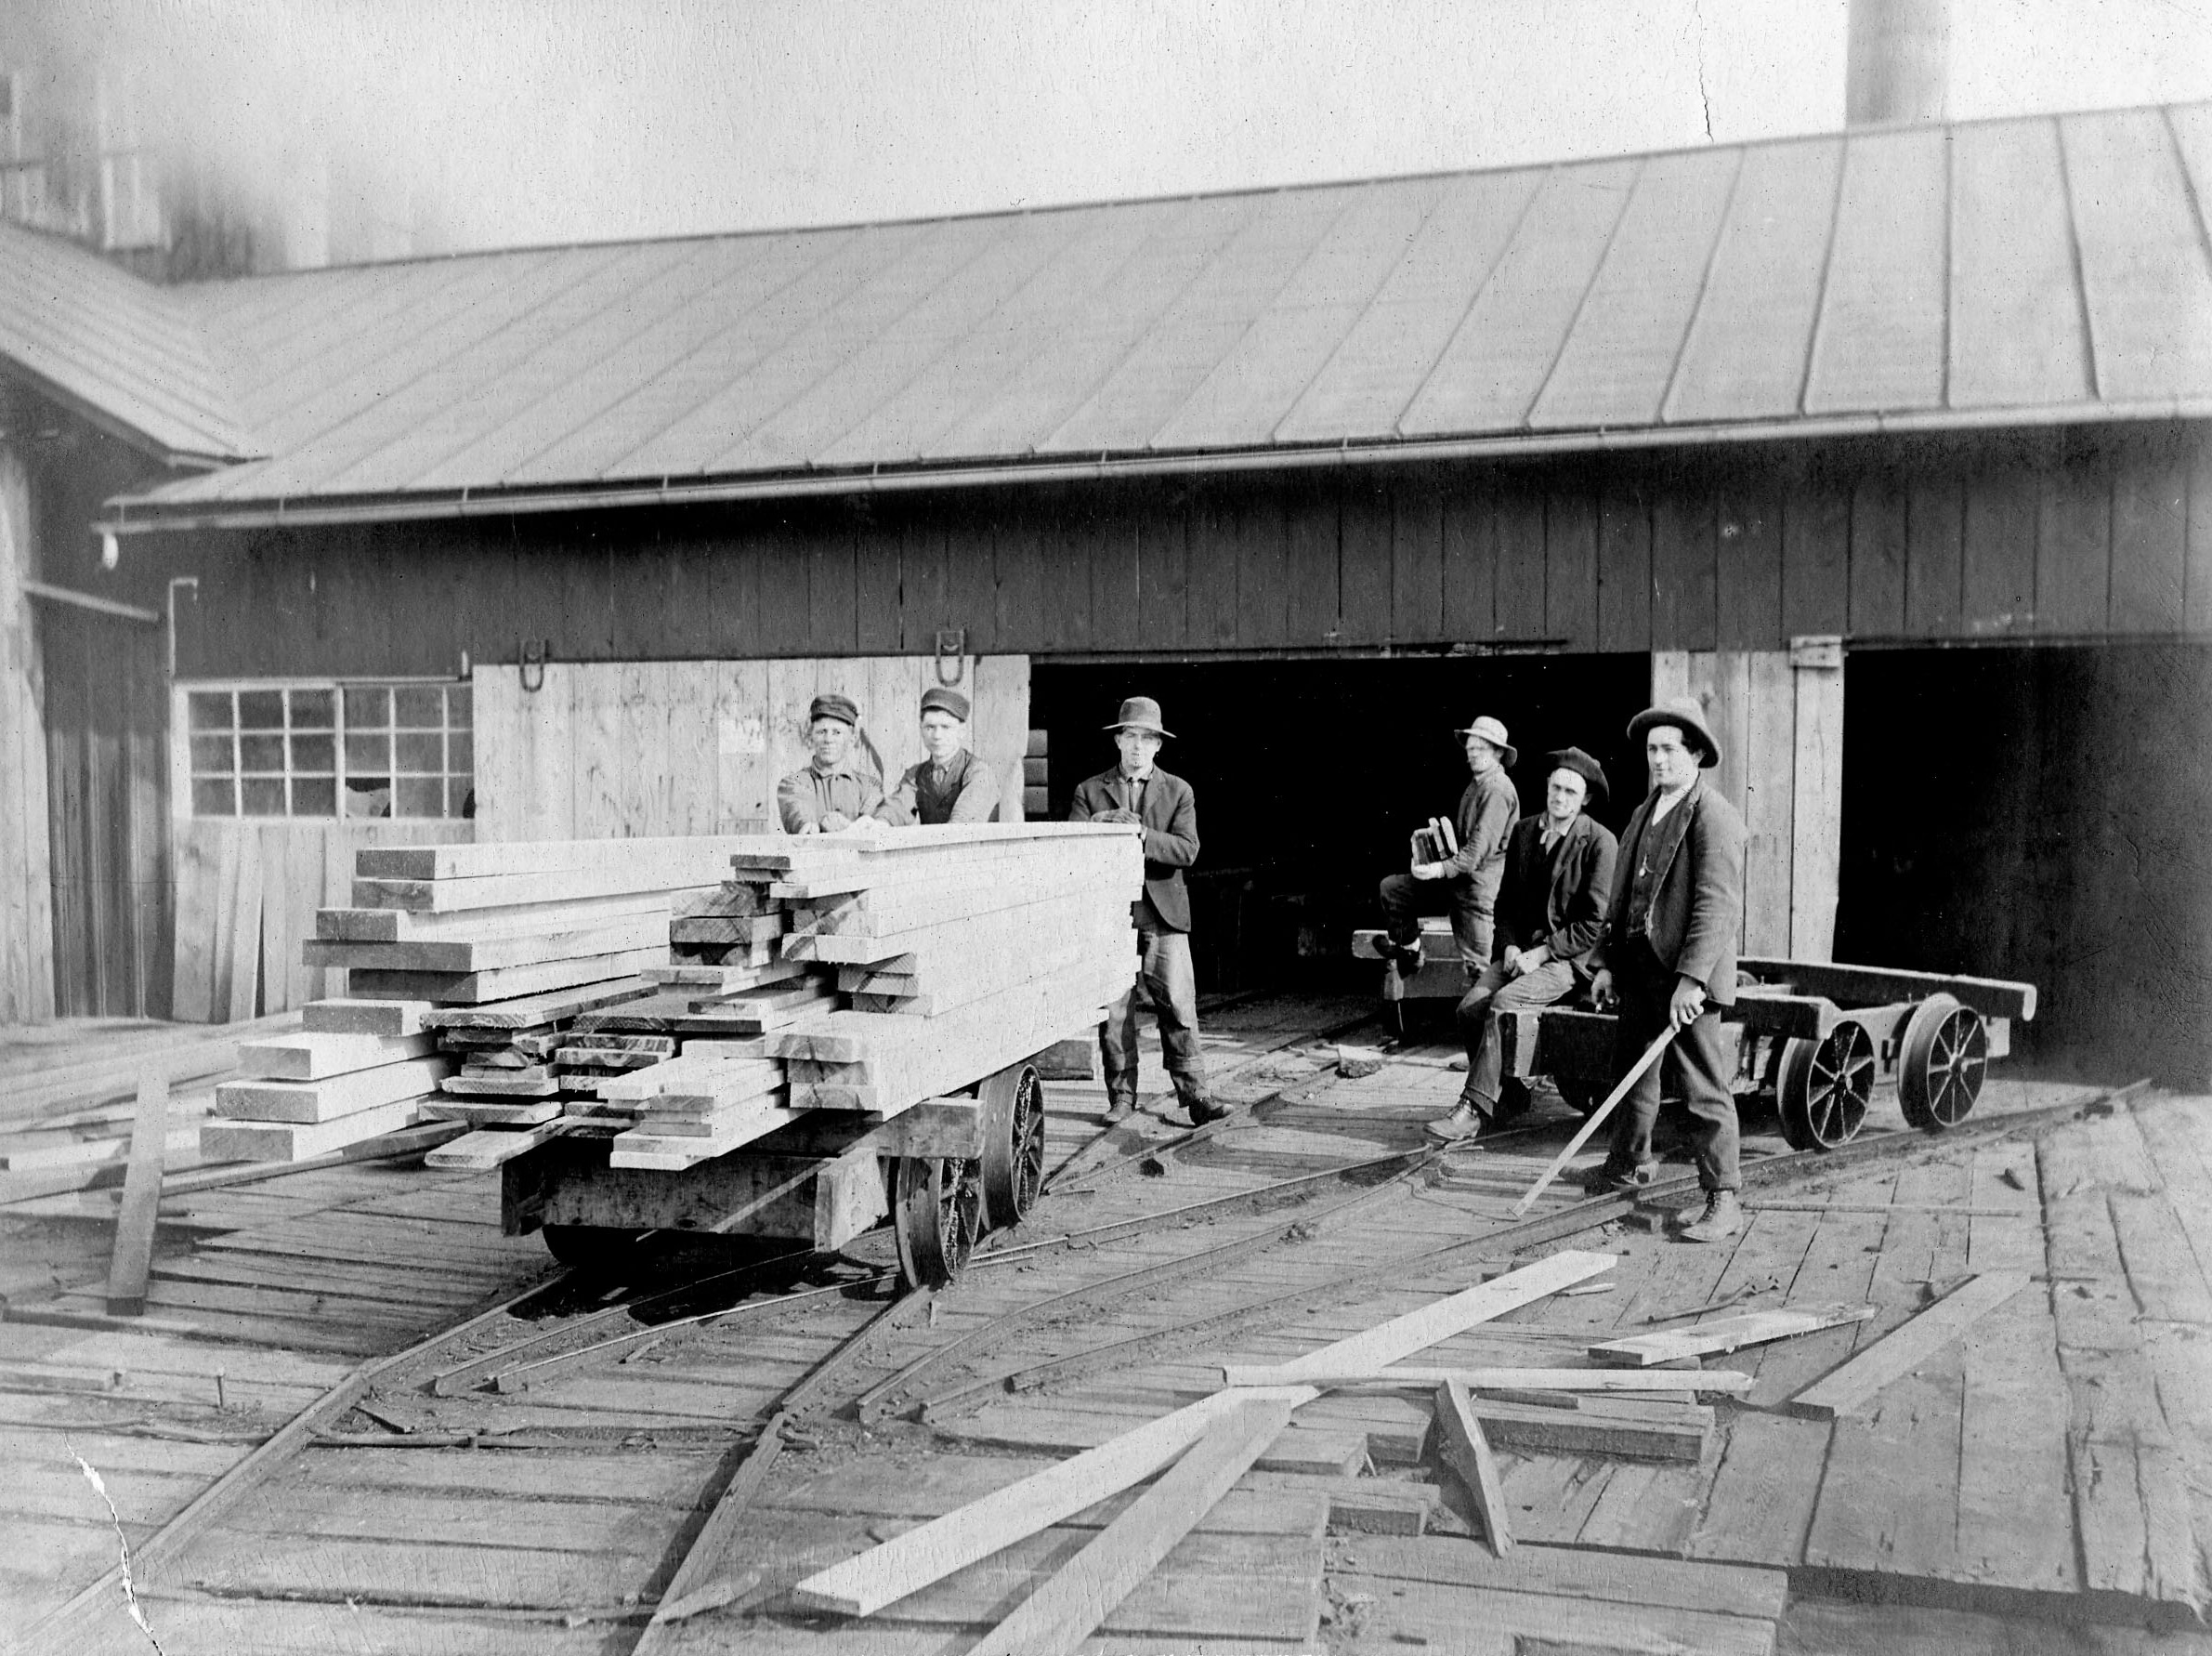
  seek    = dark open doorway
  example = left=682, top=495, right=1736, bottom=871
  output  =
left=1033, top=654, right=1651, bottom=994
left=1837, top=641, right=2211, bottom=1087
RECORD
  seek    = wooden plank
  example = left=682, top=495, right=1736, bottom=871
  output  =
left=1786, top=655, right=1843, bottom=961
left=302, top=997, right=435, bottom=1036
left=1433, top=1379, right=1512, bottom=1555
left=1961, top=465, right=2036, bottom=636
left=1263, top=1252, right=1617, bottom=1379
left=1741, top=651, right=1795, bottom=957
left=1492, top=490, right=1547, bottom=640
left=302, top=913, right=666, bottom=972
left=632, top=1410, right=790, bottom=1648
left=1652, top=492, right=1717, bottom=651
left=1346, top=1534, right=1789, bottom=1619
left=1735, top=957, right=2033, bottom=1020
left=965, top=1394, right=1299, bottom=1656
left=167, top=821, right=218, bottom=1024
left=2110, top=453, right=2189, bottom=635
left=347, top=947, right=665, bottom=1005
left=2036, top=459, right=2114, bottom=637
left=1782, top=480, right=1850, bottom=637
left=1717, top=488, right=1783, bottom=651
left=223, top=826, right=263, bottom=1023
left=1590, top=1303, right=1877, bottom=1367
left=214, top=1057, right=453, bottom=1124
left=239, top=1030, right=437, bottom=1079
left=1787, top=1271, right=2030, bottom=1419
left=199, top=1098, right=424, bottom=1163
left=791, top=1387, right=1320, bottom=1618
left=1389, top=484, right=1444, bottom=642
left=101, top=1065, right=169, bottom=1316
left=1221, top=1365, right=1753, bottom=1394
left=1336, top=1571, right=1774, bottom=1656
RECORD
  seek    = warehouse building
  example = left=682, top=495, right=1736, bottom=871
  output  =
left=0, top=97, right=2205, bottom=1084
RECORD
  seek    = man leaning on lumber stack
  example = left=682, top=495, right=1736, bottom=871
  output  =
left=778, top=693, right=894, bottom=835
left=882, top=687, right=1000, bottom=824
left=1069, top=697, right=1224, bottom=1127
left=1582, top=697, right=1747, bottom=1243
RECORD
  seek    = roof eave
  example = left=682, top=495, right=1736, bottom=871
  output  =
left=98, top=396, right=2211, bottom=537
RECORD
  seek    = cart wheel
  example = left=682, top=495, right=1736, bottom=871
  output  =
left=1776, top=1021, right=1876, bottom=1150
left=539, top=1224, right=646, bottom=1268
left=1897, top=994, right=1989, bottom=1132
left=892, top=1155, right=981, bottom=1289
left=978, top=1063, right=1046, bottom=1229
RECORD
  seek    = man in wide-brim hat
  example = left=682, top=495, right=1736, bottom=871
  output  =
left=1376, top=714, right=1521, bottom=978
left=1581, top=697, right=1747, bottom=1243
left=883, top=686, right=1001, bottom=825
left=1427, top=746, right=1618, bottom=1143
left=1068, top=697, right=1224, bottom=1125
left=777, top=692, right=894, bottom=835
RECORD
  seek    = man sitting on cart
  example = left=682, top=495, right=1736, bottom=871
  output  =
left=1374, top=715, right=1521, bottom=979
left=1425, top=747, right=1617, bottom=1144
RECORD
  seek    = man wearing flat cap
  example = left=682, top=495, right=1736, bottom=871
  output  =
left=777, top=693, right=894, bottom=835
left=883, top=687, right=1000, bottom=825
left=1427, top=747, right=1618, bottom=1143
left=1582, top=697, right=1747, bottom=1243
left=1068, top=697, right=1223, bottom=1126
left=1377, top=714, right=1521, bottom=977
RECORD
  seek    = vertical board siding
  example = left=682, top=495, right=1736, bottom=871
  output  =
left=473, top=653, right=1029, bottom=841
left=1493, top=489, right=1549, bottom=639
left=0, top=450, right=54, bottom=1022
left=2109, top=459, right=2188, bottom=634
left=1439, top=487, right=1498, bottom=640
left=1389, top=485, right=1444, bottom=642
left=1962, top=467, right=2039, bottom=636
left=1716, top=489, right=1783, bottom=652
left=1544, top=493, right=1599, bottom=651
left=1652, top=493, right=1719, bottom=652
left=2035, top=462, right=2114, bottom=636
left=1904, top=478, right=1966, bottom=637
left=1596, top=486, right=1654, bottom=653
left=1338, top=485, right=1395, bottom=646
left=1781, top=482, right=1852, bottom=638
left=1742, top=651, right=1798, bottom=957
left=1789, top=656, right=1845, bottom=959
left=1847, top=476, right=1908, bottom=637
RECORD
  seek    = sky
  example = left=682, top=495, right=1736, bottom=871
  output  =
left=27, top=0, right=2212, bottom=252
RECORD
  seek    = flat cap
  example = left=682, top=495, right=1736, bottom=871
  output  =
left=919, top=687, right=970, bottom=721
left=808, top=692, right=860, bottom=728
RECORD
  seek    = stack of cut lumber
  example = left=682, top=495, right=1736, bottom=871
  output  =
left=591, top=823, right=1142, bottom=1170
left=204, top=1002, right=454, bottom=1163
left=196, top=836, right=762, bottom=1163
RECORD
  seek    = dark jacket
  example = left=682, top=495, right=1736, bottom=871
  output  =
left=1495, top=812, right=1618, bottom=977
left=1068, top=766, right=1199, bottom=932
left=1440, top=768, right=1519, bottom=906
left=1592, top=777, right=1746, bottom=1004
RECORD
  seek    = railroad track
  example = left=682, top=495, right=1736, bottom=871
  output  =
left=25, top=1008, right=2131, bottom=1653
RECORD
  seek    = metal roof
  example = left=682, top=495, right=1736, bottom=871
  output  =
left=0, top=220, right=259, bottom=466
left=88, top=99, right=2212, bottom=526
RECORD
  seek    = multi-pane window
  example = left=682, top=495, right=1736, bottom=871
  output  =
left=187, top=682, right=473, bottom=819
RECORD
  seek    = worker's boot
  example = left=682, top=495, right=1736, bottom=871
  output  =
left=1676, top=1189, right=1745, bottom=1243
left=1424, top=1094, right=1486, bottom=1143
left=1577, top=1158, right=1657, bottom=1195
left=1103, top=1094, right=1137, bottom=1124
left=1182, top=1094, right=1230, bottom=1126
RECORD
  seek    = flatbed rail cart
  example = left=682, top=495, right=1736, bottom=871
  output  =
left=1492, top=958, right=2036, bottom=1149
left=501, top=1055, right=1050, bottom=1289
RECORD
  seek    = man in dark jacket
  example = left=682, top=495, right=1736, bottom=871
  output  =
left=883, top=687, right=1000, bottom=824
left=1583, top=698, right=1748, bottom=1243
left=1426, top=748, right=1617, bottom=1143
left=1376, top=715, right=1521, bottom=975
left=1068, top=697, right=1222, bottom=1125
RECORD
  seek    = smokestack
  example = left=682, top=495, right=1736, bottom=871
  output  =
left=1846, top=0, right=1949, bottom=125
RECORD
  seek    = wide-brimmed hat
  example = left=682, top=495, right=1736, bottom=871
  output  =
left=919, top=687, right=970, bottom=721
left=1628, top=698, right=1721, bottom=768
left=1542, top=746, right=1609, bottom=808
left=1454, top=715, right=1517, bottom=768
left=808, top=692, right=859, bottom=728
left=1106, top=696, right=1173, bottom=738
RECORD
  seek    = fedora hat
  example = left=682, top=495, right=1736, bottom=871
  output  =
left=1106, top=696, right=1173, bottom=738
left=1453, top=715, right=1517, bottom=768
left=1543, top=746, right=1608, bottom=808
left=1628, top=698, right=1721, bottom=768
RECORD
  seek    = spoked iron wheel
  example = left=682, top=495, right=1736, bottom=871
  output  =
left=978, top=1062, right=1047, bottom=1230
left=1896, top=993, right=1989, bottom=1132
left=1776, top=1020, right=1877, bottom=1150
left=892, top=1154, right=982, bottom=1289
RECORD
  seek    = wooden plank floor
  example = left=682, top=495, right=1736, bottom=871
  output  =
left=7, top=992, right=2204, bottom=1653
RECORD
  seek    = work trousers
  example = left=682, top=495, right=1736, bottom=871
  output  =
left=1101, top=920, right=1210, bottom=1109
left=1456, top=957, right=1577, bottom=1114
left=1603, top=941, right=1740, bottom=1192
left=1377, top=872, right=1494, bottom=970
